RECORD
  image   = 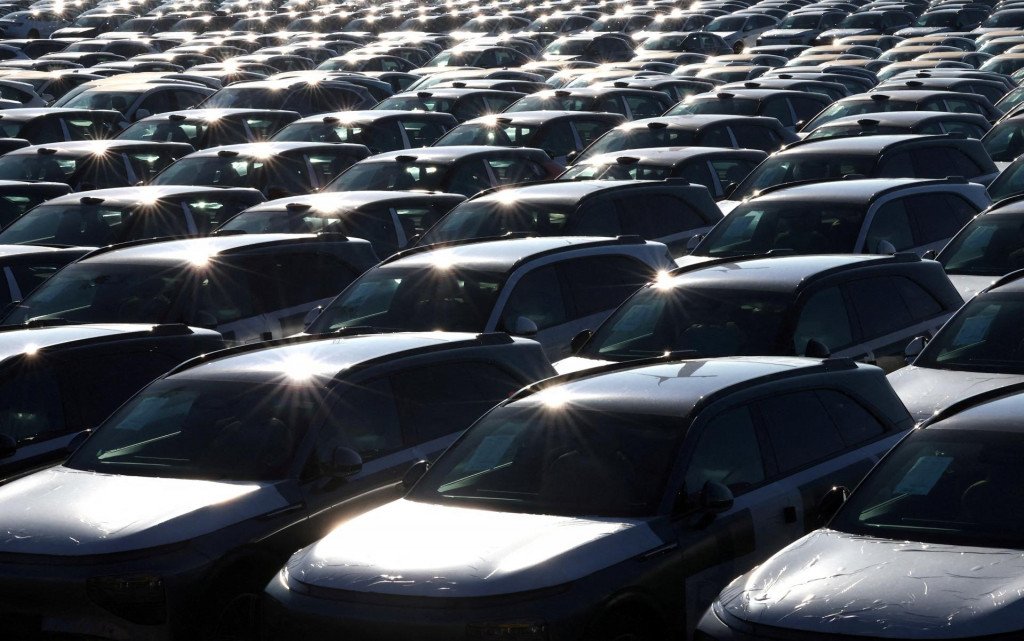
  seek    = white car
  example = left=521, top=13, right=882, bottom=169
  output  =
left=0, top=10, right=72, bottom=38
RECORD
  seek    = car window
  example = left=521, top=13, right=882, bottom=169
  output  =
left=844, top=276, right=914, bottom=338
left=624, top=95, right=665, bottom=120
left=794, top=286, right=853, bottom=353
left=893, top=275, right=943, bottom=320
left=501, top=265, right=567, bottom=331
left=390, top=361, right=526, bottom=443
left=25, top=117, right=66, bottom=143
left=534, top=122, right=576, bottom=155
left=942, top=97, right=985, bottom=116
left=698, top=125, right=734, bottom=147
left=685, top=406, right=764, bottom=495
left=244, top=253, right=359, bottom=313
left=560, top=255, right=653, bottom=318
left=761, top=98, right=794, bottom=127
left=446, top=159, right=493, bottom=196
left=317, top=377, right=403, bottom=464
left=729, top=124, right=777, bottom=152
left=709, top=158, right=757, bottom=189
left=757, top=390, right=846, bottom=472
left=908, top=193, right=979, bottom=245
left=574, top=120, right=615, bottom=147
left=941, top=120, right=986, bottom=138
left=817, top=389, right=887, bottom=446
left=614, top=194, right=708, bottom=238
left=0, top=364, right=65, bottom=445
left=401, top=119, right=448, bottom=147
left=866, top=198, right=915, bottom=251
left=574, top=201, right=623, bottom=236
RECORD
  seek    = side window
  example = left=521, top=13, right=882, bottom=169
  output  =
left=942, top=98, right=985, bottom=116
left=573, top=119, right=616, bottom=147
left=817, top=389, right=886, bottom=446
left=685, top=406, right=764, bottom=495
left=877, top=151, right=914, bottom=177
left=559, top=255, right=654, bottom=318
left=390, top=361, right=526, bottom=443
left=761, top=98, right=794, bottom=128
left=453, top=96, right=487, bottom=121
left=699, top=125, right=733, bottom=147
left=501, top=265, right=568, bottom=331
left=672, top=160, right=715, bottom=192
left=245, top=253, right=360, bottom=312
left=445, top=159, right=493, bottom=197
left=844, top=276, right=914, bottom=338
left=0, top=365, right=65, bottom=444
left=534, top=121, right=576, bottom=155
left=401, top=119, right=448, bottom=147
left=893, top=275, right=943, bottom=320
left=710, top=158, right=758, bottom=190
left=597, top=96, right=628, bottom=117
left=60, top=352, right=182, bottom=431
left=338, top=206, right=398, bottom=256
left=729, top=124, right=776, bottom=152
left=793, top=286, right=853, bottom=353
left=191, top=263, right=255, bottom=325
left=941, top=121, right=986, bottom=139
left=573, top=202, right=622, bottom=236
left=138, top=90, right=173, bottom=115
left=26, top=117, right=66, bottom=143
left=318, top=377, right=403, bottom=464
left=172, top=90, right=205, bottom=110
left=615, top=194, right=707, bottom=238
left=756, top=391, right=845, bottom=473
left=482, top=94, right=520, bottom=113
left=907, top=194, right=978, bottom=245
left=624, top=95, right=665, bottom=120
left=866, top=198, right=915, bottom=252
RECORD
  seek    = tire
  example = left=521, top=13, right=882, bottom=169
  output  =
left=27, top=29, right=38, bottom=39
left=593, top=609, right=658, bottom=641
left=732, top=41, right=745, bottom=53
left=205, top=591, right=262, bottom=641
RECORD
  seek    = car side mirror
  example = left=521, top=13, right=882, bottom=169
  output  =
left=0, top=299, right=21, bottom=319
left=303, top=305, right=323, bottom=329
left=66, top=429, right=91, bottom=455
left=403, top=459, right=428, bottom=490
left=804, top=338, right=831, bottom=358
left=570, top=329, right=592, bottom=354
left=328, top=446, right=362, bottom=478
left=721, top=181, right=737, bottom=198
left=701, top=480, right=734, bottom=513
left=406, top=233, right=422, bottom=247
left=685, top=233, right=703, bottom=252
left=877, top=239, right=897, bottom=254
left=0, top=433, right=15, bottom=459
left=512, top=316, right=538, bottom=337
left=905, top=335, right=927, bottom=361
left=564, top=150, right=578, bottom=164
left=815, top=485, right=849, bottom=525
left=921, top=249, right=937, bottom=260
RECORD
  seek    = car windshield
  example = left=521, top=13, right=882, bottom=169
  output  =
left=915, top=12, right=957, bottom=27
left=420, top=200, right=572, bottom=244
left=307, top=265, right=503, bottom=333
left=778, top=14, right=824, bottom=29
left=151, top=155, right=309, bottom=193
left=323, top=161, right=448, bottom=192
left=831, top=428, right=1024, bottom=548
left=0, top=203, right=136, bottom=246
left=939, top=216, right=1024, bottom=277
left=579, top=127, right=697, bottom=160
left=375, top=95, right=455, bottom=113
left=436, top=123, right=539, bottom=147
left=987, top=161, right=1024, bottom=202
left=914, top=293, right=1024, bottom=374
left=408, top=405, right=684, bottom=517
left=61, top=90, right=140, bottom=112
left=707, top=16, right=748, bottom=31
left=561, top=162, right=673, bottom=180
left=697, top=201, right=866, bottom=257
left=730, top=154, right=876, bottom=201
left=804, top=123, right=907, bottom=140
left=65, top=379, right=321, bottom=481
left=668, top=97, right=759, bottom=117
left=544, top=39, right=590, bottom=56
left=982, top=11, right=1024, bottom=28
left=581, top=285, right=793, bottom=360
left=202, top=87, right=286, bottom=110
left=0, top=153, right=80, bottom=183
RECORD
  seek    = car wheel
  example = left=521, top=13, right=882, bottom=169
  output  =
left=593, top=609, right=659, bottom=641
left=27, top=29, right=38, bottom=38
left=732, top=41, right=744, bottom=53
left=205, top=591, right=261, bottom=641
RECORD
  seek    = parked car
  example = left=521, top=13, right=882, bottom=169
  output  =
left=558, top=252, right=961, bottom=374
left=149, top=142, right=371, bottom=198
left=321, top=146, right=563, bottom=198
left=0, top=180, right=70, bottom=227
left=803, top=111, right=991, bottom=141
left=0, top=330, right=555, bottom=639
left=801, top=90, right=1003, bottom=132
left=0, top=108, right=124, bottom=145
left=0, top=323, right=225, bottom=481
left=216, top=191, right=466, bottom=258
left=374, top=88, right=527, bottom=123
left=0, top=186, right=265, bottom=247
left=116, top=108, right=301, bottom=150
left=1, top=234, right=380, bottom=344
left=419, top=180, right=722, bottom=256
left=304, top=236, right=674, bottom=360
left=936, top=196, right=1024, bottom=300
left=267, top=354, right=914, bottom=640
left=504, top=88, right=674, bottom=121
left=52, top=81, right=216, bottom=123
left=198, top=78, right=376, bottom=117
left=269, top=110, right=457, bottom=152
left=696, top=384, right=1024, bottom=641
left=665, top=89, right=834, bottom=132
left=0, top=245, right=89, bottom=307
left=558, top=147, right=767, bottom=200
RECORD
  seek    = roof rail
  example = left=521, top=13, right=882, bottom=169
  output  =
left=919, top=380, right=1024, bottom=428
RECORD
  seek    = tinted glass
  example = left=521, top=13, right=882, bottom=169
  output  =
left=916, top=294, right=1024, bottom=373
left=699, top=202, right=865, bottom=257
left=685, top=406, right=764, bottom=495
left=940, top=215, right=1024, bottom=276
left=758, top=391, right=845, bottom=472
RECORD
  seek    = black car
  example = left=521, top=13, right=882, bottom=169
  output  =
left=0, top=244, right=89, bottom=307
left=270, top=110, right=458, bottom=152
left=198, top=78, right=376, bottom=117
left=0, top=180, right=70, bottom=227
left=374, top=88, right=527, bottom=123
left=665, top=89, right=834, bottom=131
left=804, top=110, right=991, bottom=141
left=0, top=108, right=123, bottom=145
left=116, top=108, right=301, bottom=150
left=801, top=89, right=1003, bottom=131
left=504, top=87, right=675, bottom=121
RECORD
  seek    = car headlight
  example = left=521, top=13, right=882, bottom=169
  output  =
left=85, top=575, right=166, bottom=625
left=467, top=621, right=549, bottom=640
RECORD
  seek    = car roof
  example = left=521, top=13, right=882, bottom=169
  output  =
left=0, top=107, right=119, bottom=122
left=780, top=133, right=949, bottom=154
left=13, top=140, right=194, bottom=156
left=674, top=254, right=889, bottom=293
left=172, top=331, right=521, bottom=383
left=0, top=323, right=219, bottom=364
left=356, top=145, right=543, bottom=164
left=39, top=185, right=261, bottom=207
left=136, top=108, right=298, bottom=122
left=462, top=110, right=622, bottom=126
left=82, top=233, right=369, bottom=264
left=242, top=190, right=464, bottom=213
left=511, top=356, right=861, bottom=416
left=383, top=235, right=657, bottom=270
left=290, top=110, right=454, bottom=124
left=470, top=180, right=646, bottom=204
left=925, top=386, right=1024, bottom=432
left=817, top=111, right=987, bottom=126
left=181, top=141, right=365, bottom=157
left=575, top=146, right=767, bottom=165
left=750, top=177, right=950, bottom=202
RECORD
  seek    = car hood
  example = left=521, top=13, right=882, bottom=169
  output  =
left=0, top=467, right=281, bottom=556
left=888, top=365, right=1024, bottom=422
left=720, top=529, right=1024, bottom=638
left=552, top=355, right=613, bottom=374
left=709, top=30, right=741, bottom=39
left=947, top=274, right=998, bottom=302
left=285, top=499, right=662, bottom=597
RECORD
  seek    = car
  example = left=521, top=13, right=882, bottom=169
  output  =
left=433, top=111, right=625, bottom=165
left=504, top=88, right=675, bottom=121
left=419, top=180, right=722, bottom=255
left=689, top=178, right=989, bottom=263
left=373, top=88, right=527, bottom=123
left=801, top=90, right=1003, bottom=132
left=0, top=180, right=70, bottom=227
left=149, top=142, right=371, bottom=199
left=705, top=13, right=781, bottom=52
left=421, top=45, right=532, bottom=70
left=303, top=235, right=675, bottom=360
left=0, top=108, right=124, bottom=145
left=933, top=195, right=1024, bottom=300
left=816, top=9, right=916, bottom=44
left=722, top=135, right=999, bottom=207
left=216, top=191, right=466, bottom=258
left=695, top=384, right=1024, bottom=641
left=540, top=33, right=635, bottom=64
left=1, top=234, right=381, bottom=344
left=52, top=81, right=216, bottom=123
left=266, top=353, right=914, bottom=640
left=803, top=110, right=991, bottom=141
left=895, top=7, right=988, bottom=38
left=874, top=76, right=1008, bottom=105
left=321, top=146, right=563, bottom=198
left=986, top=154, right=1024, bottom=201
left=558, top=252, right=961, bottom=374
left=557, top=147, right=767, bottom=200
left=0, top=10, right=72, bottom=39
left=0, top=330, right=555, bottom=639
left=719, top=76, right=851, bottom=101
left=634, top=31, right=734, bottom=59
left=115, top=108, right=301, bottom=150
left=0, top=244, right=89, bottom=307
left=755, top=9, right=848, bottom=46
left=575, top=116, right=799, bottom=163
left=0, top=186, right=266, bottom=248
left=198, top=78, right=376, bottom=117
left=0, top=323, right=226, bottom=481
left=269, top=110, right=457, bottom=152
left=665, top=89, right=834, bottom=132
left=0, top=140, right=194, bottom=190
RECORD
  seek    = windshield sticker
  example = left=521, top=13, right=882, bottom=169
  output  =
left=952, top=305, right=1000, bottom=347
left=894, top=456, right=953, bottom=496
left=462, top=434, right=516, bottom=472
